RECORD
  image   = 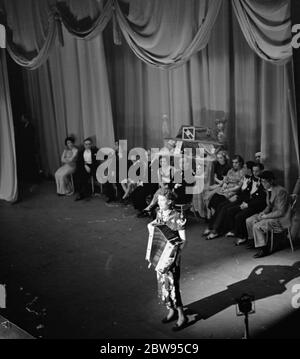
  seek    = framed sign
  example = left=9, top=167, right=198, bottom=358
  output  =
left=182, top=126, right=195, bottom=141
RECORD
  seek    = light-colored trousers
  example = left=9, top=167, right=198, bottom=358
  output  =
left=246, top=214, right=281, bottom=248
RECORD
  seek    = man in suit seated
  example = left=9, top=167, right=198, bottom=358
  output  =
left=246, top=170, right=290, bottom=258
left=75, top=137, right=99, bottom=201
left=224, top=162, right=266, bottom=245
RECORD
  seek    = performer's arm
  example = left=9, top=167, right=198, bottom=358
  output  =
left=178, top=229, right=186, bottom=249
left=147, top=219, right=157, bottom=234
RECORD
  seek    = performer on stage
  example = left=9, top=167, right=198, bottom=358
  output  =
left=147, top=188, right=188, bottom=331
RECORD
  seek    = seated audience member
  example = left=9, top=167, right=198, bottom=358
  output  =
left=75, top=138, right=99, bottom=201
left=204, top=160, right=256, bottom=238
left=102, top=141, right=125, bottom=203
left=142, top=156, right=175, bottom=215
left=120, top=154, right=140, bottom=203
left=192, top=161, right=211, bottom=218
left=212, top=151, right=231, bottom=186
left=132, top=156, right=158, bottom=217
left=206, top=162, right=266, bottom=241
left=203, top=151, right=230, bottom=217
left=246, top=170, right=290, bottom=258
left=55, top=136, right=78, bottom=196
left=227, top=163, right=266, bottom=244
left=255, top=151, right=262, bottom=163
left=205, top=155, right=245, bottom=238
left=173, top=157, right=195, bottom=205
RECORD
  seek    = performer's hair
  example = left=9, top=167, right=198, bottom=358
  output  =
left=157, top=187, right=175, bottom=204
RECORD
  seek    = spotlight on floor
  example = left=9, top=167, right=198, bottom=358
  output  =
left=236, top=293, right=255, bottom=339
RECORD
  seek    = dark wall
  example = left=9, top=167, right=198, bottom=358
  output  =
left=292, top=0, right=300, bottom=150
left=6, top=50, right=27, bottom=122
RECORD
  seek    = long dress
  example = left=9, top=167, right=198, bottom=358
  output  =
left=55, top=147, right=78, bottom=195
left=154, top=209, right=186, bottom=310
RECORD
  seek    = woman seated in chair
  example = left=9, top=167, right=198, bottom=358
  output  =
left=205, top=155, right=245, bottom=239
left=203, top=150, right=231, bottom=218
left=55, top=136, right=78, bottom=196
left=204, top=161, right=264, bottom=240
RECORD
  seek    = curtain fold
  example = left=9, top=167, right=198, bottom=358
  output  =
left=3, top=0, right=57, bottom=70
left=0, top=49, right=18, bottom=202
left=1, top=0, right=114, bottom=70
left=23, top=26, right=115, bottom=176
left=1, top=0, right=293, bottom=68
left=105, top=0, right=299, bottom=192
left=56, top=0, right=113, bottom=40
left=232, top=0, right=292, bottom=64
left=115, top=0, right=223, bottom=69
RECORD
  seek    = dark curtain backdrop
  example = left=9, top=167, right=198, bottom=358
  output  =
left=105, top=1, right=299, bottom=191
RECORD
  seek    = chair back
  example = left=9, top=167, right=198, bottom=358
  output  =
left=290, top=194, right=298, bottom=211
left=288, top=194, right=298, bottom=224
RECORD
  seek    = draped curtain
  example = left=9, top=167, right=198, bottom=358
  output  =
left=106, top=0, right=298, bottom=191
left=3, top=0, right=56, bottom=69
left=115, top=0, right=223, bottom=69
left=0, top=0, right=298, bottom=200
left=0, top=49, right=18, bottom=202
left=232, top=0, right=292, bottom=64
left=23, top=25, right=115, bottom=175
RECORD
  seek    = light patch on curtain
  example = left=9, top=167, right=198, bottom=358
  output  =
left=0, top=24, right=6, bottom=48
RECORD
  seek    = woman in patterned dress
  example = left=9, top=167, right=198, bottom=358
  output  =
left=147, top=188, right=188, bottom=331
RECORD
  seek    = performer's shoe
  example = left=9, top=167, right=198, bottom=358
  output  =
left=253, top=247, right=268, bottom=258
left=235, top=238, right=247, bottom=246
left=161, top=313, right=177, bottom=324
left=172, top=317, right=188, bottom=331
left=74, top=195, right=83, bottom=201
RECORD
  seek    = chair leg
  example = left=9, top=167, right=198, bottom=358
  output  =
left=270, top=230, right=274, bottom=253
left=91, top=176, right=95, bottom=195
left=70, top=174, right=74, bottom=194
left=191, top=203, right=200, bottom=222
left=287, top=228, right=294, bottom=252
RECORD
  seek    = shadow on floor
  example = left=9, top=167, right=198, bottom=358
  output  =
left=183, top=262, right=300, bottom=329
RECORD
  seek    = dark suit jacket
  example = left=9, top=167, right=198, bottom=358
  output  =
left=76, top=145, right=99, bottom=176
left=246, top=178, right=266, bottom=212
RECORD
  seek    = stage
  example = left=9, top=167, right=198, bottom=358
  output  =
left=0, top=181, right=299, bottom=339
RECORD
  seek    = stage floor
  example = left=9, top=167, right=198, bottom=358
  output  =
left=0, top=181, right=299, bottom=339
left=0, top=315, right=33, bottom=339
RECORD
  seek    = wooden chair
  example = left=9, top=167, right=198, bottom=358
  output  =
left=174, top=202, right=199, bottom=222
left=269, top=194, right=297, bottom=253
